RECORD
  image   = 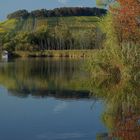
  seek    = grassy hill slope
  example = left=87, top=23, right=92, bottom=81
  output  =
left=0, top=16, right=100, bottom=34
left=0, top=19, right=18, bottom=33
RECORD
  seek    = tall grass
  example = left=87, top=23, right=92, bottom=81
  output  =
left=87, top=13, right=140, bottom=81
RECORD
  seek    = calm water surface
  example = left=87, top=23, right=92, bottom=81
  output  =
left=0, top=58, right=106, bottom=140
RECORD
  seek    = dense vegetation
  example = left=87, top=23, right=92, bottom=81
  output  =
left=7, top=7, right=107, bottom=19
left=0, top=7, right=107, bottom=52
left=88, top=0, right=140, bottom=81
left=86, top=1, right=140, bottom=139
left=0, top=17, right=102, bottom=51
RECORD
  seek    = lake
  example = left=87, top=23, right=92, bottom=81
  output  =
left=0, top=58, right=139, bottom=140
left=0, top=58, right=106, bottom=140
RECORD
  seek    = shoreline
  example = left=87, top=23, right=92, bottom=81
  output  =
left=12, top=50, right=96, bottom=58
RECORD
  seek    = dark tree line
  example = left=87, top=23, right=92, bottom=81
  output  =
left=7, top=7, right=107, bottom=19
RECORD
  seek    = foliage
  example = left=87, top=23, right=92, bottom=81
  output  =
left=110, top=0, right=140, bottom=44
left=96, top=0, right=140, bottom=44
left=0, top=14, right=102, bottom=51
left=7, top=7, right=107, bottom=19
left=88, top=0, right=140, bottom=79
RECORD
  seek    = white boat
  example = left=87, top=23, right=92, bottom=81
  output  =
left=1, top=50, right=8, bottom=59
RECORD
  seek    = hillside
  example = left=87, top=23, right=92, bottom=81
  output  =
left=0, top=16, right=102, bottom=51
left=0, top=7, right=106, bottom=33
left=0, top=19, right=18, bottom=33
left=0, top=7, right=106, bottom=52
left=0, top=16, right=100, bottom=34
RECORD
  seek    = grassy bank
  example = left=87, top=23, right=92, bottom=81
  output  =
left=13, top=50, right=96, bottom=58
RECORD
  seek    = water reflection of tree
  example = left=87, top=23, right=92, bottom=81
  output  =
left=88, top=74, right=140, bottom=140
left=0, top=58, right=90, bottom=99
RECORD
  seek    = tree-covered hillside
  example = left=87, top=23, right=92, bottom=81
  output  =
left=0, top=16, right=100, bottom=33
left=0, top=7, right=106, bottom=52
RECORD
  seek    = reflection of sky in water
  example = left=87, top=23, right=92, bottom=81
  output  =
left=53, top=101, right=68, bottom=113
left=0, top=86, right=106, bottom=140
left=37, top=132, right=85, bottom=140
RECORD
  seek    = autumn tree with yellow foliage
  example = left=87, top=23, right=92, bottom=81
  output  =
left=89, top=0, right=140, bottom=79
left=110, top=0, right=140, bottom=44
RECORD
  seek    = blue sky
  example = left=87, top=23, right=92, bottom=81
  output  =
left=0, top=0, right=96, bottom=21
